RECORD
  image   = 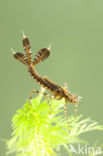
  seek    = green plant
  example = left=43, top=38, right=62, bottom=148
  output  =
left=7, top=90, right=103, bottom=156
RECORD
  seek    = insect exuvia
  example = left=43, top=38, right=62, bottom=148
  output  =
left=13, top=33, right=80, bottom=128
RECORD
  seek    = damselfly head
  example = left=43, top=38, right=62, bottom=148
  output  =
left=70, top=94, right=79, bottom=104
left=63, top=88, right=79, bottom=104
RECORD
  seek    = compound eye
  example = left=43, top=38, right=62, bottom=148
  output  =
left=71, top=99, right=73, bottom=103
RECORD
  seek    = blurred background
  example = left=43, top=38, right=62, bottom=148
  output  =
left=0, top=0, right=103, bottom=155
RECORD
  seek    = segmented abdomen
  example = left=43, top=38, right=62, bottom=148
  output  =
left=28, top=65, right=53, bottom=92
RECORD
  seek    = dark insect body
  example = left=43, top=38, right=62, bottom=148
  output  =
left=13, top=34, right=80, bottom=129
